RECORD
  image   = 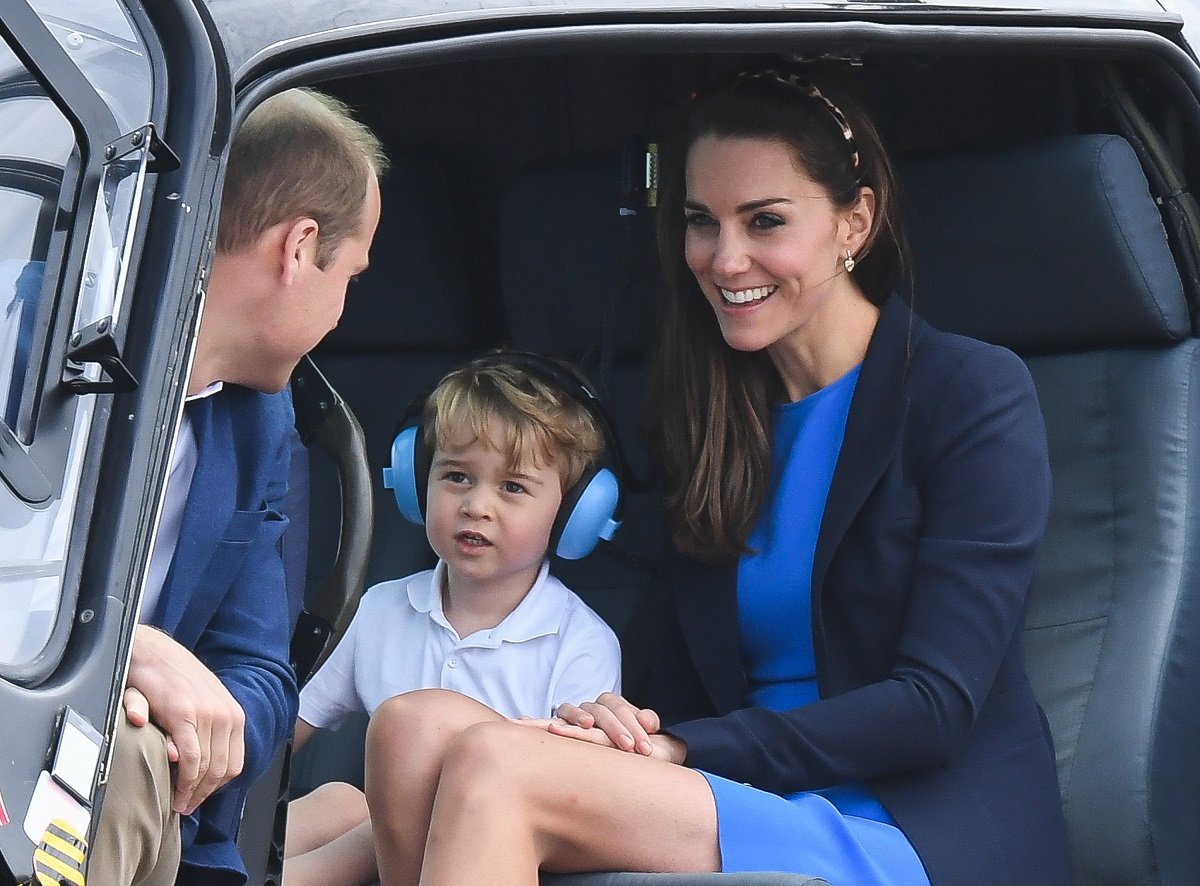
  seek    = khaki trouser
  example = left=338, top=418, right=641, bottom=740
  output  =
left=88, top=710, right=181, bottom=886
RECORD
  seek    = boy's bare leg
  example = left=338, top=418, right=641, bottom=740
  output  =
left=283, top=819, right=377, bottom=886
left=415, top=720, right=720, bottom=886
left=365, top=689, right=505, bottom=886
left=285, top=781, right=369, bottom=857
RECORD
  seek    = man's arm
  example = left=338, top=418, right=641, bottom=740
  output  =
left=130, top=388, right=299, bottom=814
left=193, top=402, right=300, bottom=791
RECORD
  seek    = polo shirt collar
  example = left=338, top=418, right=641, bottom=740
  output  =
left=407, top=560, right=568, bottom=646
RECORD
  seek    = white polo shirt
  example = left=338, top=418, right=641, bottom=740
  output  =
left=298, top=560, right=621, bottom=727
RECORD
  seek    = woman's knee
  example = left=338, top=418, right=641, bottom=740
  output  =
left=437, top=721, right=540, bottom=805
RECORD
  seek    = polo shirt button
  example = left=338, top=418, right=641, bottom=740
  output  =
left=448, top=657, right=459, bottom=668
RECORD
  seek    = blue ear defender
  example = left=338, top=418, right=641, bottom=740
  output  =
left=381, top=353, right=624, bottom=559
left=551, top=465, right=621, bottom=560
left=382, top=424, right=427, bottom=526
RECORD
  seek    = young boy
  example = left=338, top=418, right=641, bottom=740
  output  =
left=283, top=353, right=622, bottom=885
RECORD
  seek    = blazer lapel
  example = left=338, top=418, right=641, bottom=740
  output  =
left=812, top=296, right=921, bottom=617
left=670, top=552, right=745, bottom=714
left=154, top=396, right=233, bottom=634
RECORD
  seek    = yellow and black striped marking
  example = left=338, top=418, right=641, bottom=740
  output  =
left=32, top=818, right=86, bottom=886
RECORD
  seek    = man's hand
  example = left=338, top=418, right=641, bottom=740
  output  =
left=125, top=625, right=247, bottom=815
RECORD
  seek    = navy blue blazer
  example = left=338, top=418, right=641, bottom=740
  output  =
left=625, top=296, right=1072, bottom=885
left=152, top=384, right=300, bottom=883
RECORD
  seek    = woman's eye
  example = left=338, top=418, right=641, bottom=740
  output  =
left=503, top=481, right=527, bottom=495
left=750, top=212, right=784, bottom=230
left=684, top=211, right=715, bottom=228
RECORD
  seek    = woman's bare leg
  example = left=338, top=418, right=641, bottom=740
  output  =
left=417, top=720, right=720, bottom=886
left=365, top=689, right=506, bottom=886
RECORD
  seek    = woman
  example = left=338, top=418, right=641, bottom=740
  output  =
left=363, top=69, right=1072, bottom=885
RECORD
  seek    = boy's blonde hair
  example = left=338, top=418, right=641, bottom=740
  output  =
left=424, top=357, right=606, bottom=491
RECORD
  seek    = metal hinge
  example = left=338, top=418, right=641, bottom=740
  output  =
left=104, top=123, right=180, bottom=173
left=64, top=316, right=138, bottom=394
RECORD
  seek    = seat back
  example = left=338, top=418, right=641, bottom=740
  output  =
left=311, top=152, right=486, bottom=592
left=499, top=155, right=663, bottom=633
left=903, top=134, right=1200, bottom=886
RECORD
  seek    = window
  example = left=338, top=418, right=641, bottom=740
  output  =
left=0, top=96, right=73, bottom=436
left=0, top=0, right=152, bottom=673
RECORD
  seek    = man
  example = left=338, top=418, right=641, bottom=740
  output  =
left=90, top=87, right=385, bottom=886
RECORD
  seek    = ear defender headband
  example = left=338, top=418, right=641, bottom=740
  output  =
left=381, top=352, right=624, bottom=560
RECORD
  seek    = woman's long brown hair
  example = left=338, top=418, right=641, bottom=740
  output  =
left=648, top=71, right=907, bottom=563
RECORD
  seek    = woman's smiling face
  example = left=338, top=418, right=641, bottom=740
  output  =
left=683, top=134, right=866, bottom=358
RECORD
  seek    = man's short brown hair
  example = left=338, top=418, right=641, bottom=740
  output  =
left=217, top=88, right=387, bottom=268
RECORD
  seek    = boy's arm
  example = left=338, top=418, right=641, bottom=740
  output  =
left=295, top=601, right=365, bottom=733
left=293, top=717, right=317, bottom=753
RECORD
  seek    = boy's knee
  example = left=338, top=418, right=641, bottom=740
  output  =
left=368, top=691, right=431, bottom=751
left=307, top=781, right=368, bottom=821
left=373, top=687, right=478, bottom=721
left=368, top=688, right=492, bottom=754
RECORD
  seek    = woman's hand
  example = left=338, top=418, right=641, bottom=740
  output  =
left=552, top=693, right=672, bottom=758
left=510, top=706, right=688, bottom=763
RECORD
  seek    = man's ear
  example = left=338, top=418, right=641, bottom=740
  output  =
left=280, top=217, right=320, bottom=285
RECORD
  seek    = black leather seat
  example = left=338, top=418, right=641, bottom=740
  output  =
left=499, top=154, right=664, bottom=634
left=904, top=133, right=1200, bottom=885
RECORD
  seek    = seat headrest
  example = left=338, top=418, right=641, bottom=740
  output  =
left=320, top=154, right=479, bottom=353
left=902, top=134, right=1189, bottom=352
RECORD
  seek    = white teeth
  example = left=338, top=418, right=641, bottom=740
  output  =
left=720, top=285, right=775, bottom=304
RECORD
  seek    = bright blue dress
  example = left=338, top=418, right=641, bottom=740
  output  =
left=699, top=366, right=930, bottom=885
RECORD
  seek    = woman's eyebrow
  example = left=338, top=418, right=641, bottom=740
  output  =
left=736, top=197, right=792, bottom=212
left=683, top=197, right=792, bottom=212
